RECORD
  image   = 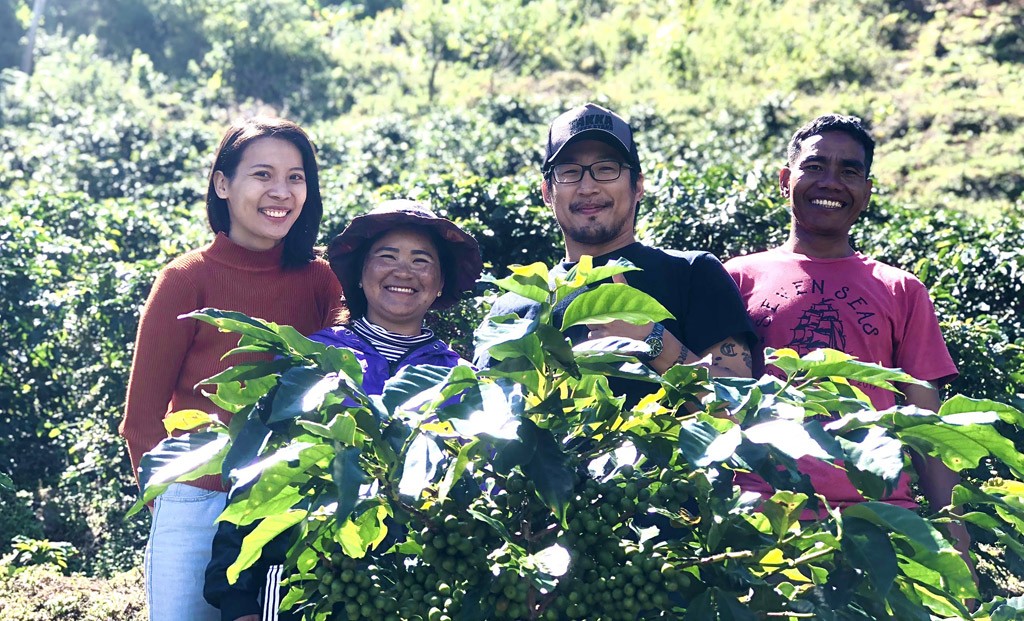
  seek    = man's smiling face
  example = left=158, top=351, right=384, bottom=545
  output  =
left=782, top=131, right=873, bottom=243
left=542, top=139, right=644, bottom=260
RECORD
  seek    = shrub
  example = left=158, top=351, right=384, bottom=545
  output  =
left=0, top=565, right=146, bottom=621
left=132, top=268, right=1024, bottom=619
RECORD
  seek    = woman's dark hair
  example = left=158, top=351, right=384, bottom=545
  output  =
left=344, top=226, right=453, bottom=320
left=205, top=116, right=323, bottom=269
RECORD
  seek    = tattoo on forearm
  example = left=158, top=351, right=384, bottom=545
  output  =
left=720, top=341, right=738, bottom=357
left=742, top=351, right=752, bottom=370
left=676, top=344, right=692, bottom=365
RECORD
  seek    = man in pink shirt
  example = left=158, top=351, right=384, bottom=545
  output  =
left=724, top=114, right=973, bottom=569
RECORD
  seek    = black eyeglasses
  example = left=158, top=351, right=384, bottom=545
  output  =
left=551, top=160, right=630, bottom=184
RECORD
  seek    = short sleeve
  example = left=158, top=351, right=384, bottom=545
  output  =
left=894, top=278, right=958, bottom=385
left=684, top=253, right=758, bottom=354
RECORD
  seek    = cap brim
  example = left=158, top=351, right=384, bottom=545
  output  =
left=544, top=130, right=639, bottom=171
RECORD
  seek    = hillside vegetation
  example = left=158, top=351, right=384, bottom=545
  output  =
left=0, top=0, right=1022, bottom=618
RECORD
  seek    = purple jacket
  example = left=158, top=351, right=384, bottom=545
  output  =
left=309, top=325, right=463, bottom=396
left=205, top=325, right=463, bottom=621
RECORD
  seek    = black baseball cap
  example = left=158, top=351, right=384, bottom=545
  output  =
left=542, top=103, right=641, bottom=172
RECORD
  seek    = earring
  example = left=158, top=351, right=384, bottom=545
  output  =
left=357, top=282, right=363, bottom=289
left=436, top=291, right=442, bottom=298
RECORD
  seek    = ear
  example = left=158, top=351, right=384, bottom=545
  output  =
left=778, top=167, right=792, bottom=199
left=541, top=178, right=553, bottom=207
left=857, top=178, right=873, bottom=214
left=634, top=172, right=645, bottom=203
left=213, top=171, right=230, bottom=200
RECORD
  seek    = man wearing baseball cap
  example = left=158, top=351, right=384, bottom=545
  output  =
left=478, top=103, right=757, bottom=403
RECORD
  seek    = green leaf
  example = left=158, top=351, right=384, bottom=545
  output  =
left=678, top=420, right=742, bottom=467
left=761, top=491, right=809, bottom=539
left=467, top=507, right=516, bottom=543
left=222, top=443, right=333, bottom=526
left=952, top=481, right=1024, bottom=534
left=186, top=309, right=327, bottom=359
left=990, top=595, right=1024, bottom=621
left=561, top=283, right=673, bottom=329
left=574, top=350, right=660, bottom=384
left=536, top=323, right=578, bottom=375
left=200, top=358, right=297, bottom=386
left=842, top=502, right=945, bottom=554
left=220, top=413, right=272, bottom=487
left=207, top=375, right=278, bottom=413
left=768, top=348, right=919, bottom=390
left=939, top=394, right=1024, bottom=426
left=268, top=367, right=340, bottom=424
left=568, top=256, right=642, bottom=288
left=896, top=420, right=1024, bottom=477
left=439, top=439, right=482, bottom=501
left=836, top=426, right=906, bottom=496
left=684, top=590, right=715, bottom=621
left=842, top=516, right=897, bottom=598
left=474, top=314, right=540, bottom=361
left=492, top=418, right=538, bottom=474
left=397, top=433, right=443, bottom=499
left=0, top=472, right=13, bottom=491
left=226, top=510, right=306, bottom=584
left=162, top=409, right=224, bottom=434
left=319, top=344, right=364, bottom=380
left=485, top=262, right=551, bottom=303
left=572, top=335, right=645, bottom=358
left=129, top=432, right=230, bottom=515
left=333, top=445, right=366, bottom=521
left=899, top=552, right=978, bottom=609
left=493, top=347, right=548, bottom=392
left=184, top=308, right=283, bottom=344
left=296, top=412, right=361, bottom=446
left=443, top=380, right=523, bottom=440
left=743, top=419, right=834, bottom=460
left=520, top=420, right=574, bottom=524
left=274, top=324, right=328, bottom=358
left=337, top=504, right=388, bottom=558
left=883, top=586, right=932, bottom=621
left=381, top=364, right=454, bottom=418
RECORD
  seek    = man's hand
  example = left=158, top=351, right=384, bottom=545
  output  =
left=584, top=273, right=752, bottom=378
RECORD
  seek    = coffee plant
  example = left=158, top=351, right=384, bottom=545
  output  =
left=131, top=258, right=1024, bottom=620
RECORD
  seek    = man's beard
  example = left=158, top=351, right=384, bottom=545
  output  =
left=563, top=202, right=632, bottom=246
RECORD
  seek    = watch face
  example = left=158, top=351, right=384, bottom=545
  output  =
left=643, top=324, right=664, bottom=360
left=645, top=335, right=663, bottom=358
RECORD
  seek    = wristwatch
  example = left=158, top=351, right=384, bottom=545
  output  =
left=638, top=323, right=665, bottom=362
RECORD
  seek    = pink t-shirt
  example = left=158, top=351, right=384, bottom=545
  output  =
left=724, top=248, right=958, bottom=517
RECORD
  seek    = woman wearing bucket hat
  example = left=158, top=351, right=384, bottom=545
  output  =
left=326, top=198, right=483, bottom=336
left=204, top=199, right=482, bottom=621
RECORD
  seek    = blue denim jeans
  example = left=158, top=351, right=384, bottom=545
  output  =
left=145, top=483, right=227, bottom=621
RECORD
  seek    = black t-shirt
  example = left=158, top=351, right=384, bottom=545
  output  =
left=476, top=242, right=757, bottom=404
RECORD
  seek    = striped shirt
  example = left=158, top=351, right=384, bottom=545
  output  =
left=349, top=317, right=435, bottom=363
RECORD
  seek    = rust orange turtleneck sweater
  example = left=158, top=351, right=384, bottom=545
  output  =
left=119, top=233, right=344, bottom=491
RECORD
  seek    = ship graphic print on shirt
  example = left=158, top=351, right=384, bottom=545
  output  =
left=751, top=277, right=881, bottom=357
left=789, top=300, right=847, bottom=353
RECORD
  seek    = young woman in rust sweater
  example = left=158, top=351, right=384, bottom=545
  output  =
left=119, top=117, right=343, bottom=621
